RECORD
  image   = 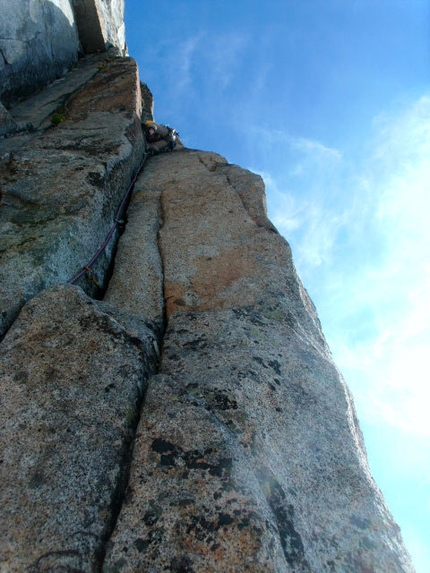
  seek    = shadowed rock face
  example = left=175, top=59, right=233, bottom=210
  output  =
left=0, top=0, right=79, bottom=105
left=0, top=52, right=144, bottom=339
left=73, top=0, right=127, bottom=56
left=0, top=54, right=415, bottom=571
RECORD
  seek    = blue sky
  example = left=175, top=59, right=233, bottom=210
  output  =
left=125, top=1, right=430, bottom=570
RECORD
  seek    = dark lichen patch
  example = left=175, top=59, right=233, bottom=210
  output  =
left=86, top=171, right=105, bottom=188
left=133, top=537, right=148, bottom=553
left=150, top=439, right=233, bottom=478
left=207, top=456, right=233, bottom=477
left=169, top=555, right=195, bottom=572
left=151, top=438, right=178, bottom=455
left=186, top=514, right=217, bottom=541
left=218, top=512, right=234, bottom=527
left=184, top=510, right=237, bottom=543
left=275, top=502, right=309, bottom=570
left=143, top=511, right=160, bottom=527
left=252, top=356, right=282, bottom=377
left=268, top=359, right=282, bottom=375
left=258, top=469, right=311, bottom=571
left=209, top=391, right=238, bottom=411
left=253, top=356, right=268, bottom=368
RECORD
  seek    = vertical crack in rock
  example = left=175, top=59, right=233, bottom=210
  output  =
left=0, top=285, right=160, bottom=572
left=1, top=35, right=415, bottom=572
left=103, top=166, right=166, bottom=338
left=101, top=149, right=415, bottom=572
left=0, top=48, right=160, bottom=571
left=0, top=53, right=145, bottom=340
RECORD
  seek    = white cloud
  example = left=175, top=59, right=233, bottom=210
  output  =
left=258, top=101, right=430, bottom=573
left=249, top=132, right=349, bottom=269
left=289, top=136, right=342, bottom=161
left=204, top=32, right=250, bottom=91
left=254, top=96, right=430, bottom=439
left=252, top=170, right=303, bottom=233
left=325, top=95, right=430, bottom=436
left=247, top=127, right=342, bottom=165
left=168, top=34, right=206, bottom=93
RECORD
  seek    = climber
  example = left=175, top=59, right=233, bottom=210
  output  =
left=143, top=121, right=178, bottom=155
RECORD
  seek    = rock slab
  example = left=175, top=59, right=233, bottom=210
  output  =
left=0, top=285, right=159, bottom=572
left=0, top=53, right=144, bottom=339
left=102, top=150, right=415, bottom=572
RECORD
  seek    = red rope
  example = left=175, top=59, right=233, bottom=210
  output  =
left=69, top=156, right=146, bottom=285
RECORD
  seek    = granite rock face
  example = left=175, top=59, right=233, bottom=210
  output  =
left=104, top=174, right=164, bottom=335
left=0, top=103, right=17, bottom=136
left=0, top=284, right=159, bottom=572
left=73, top=0, right=127, bottom=56
left=102, top=150, right=414, bottom=572
left=0, top=0, right=79, bottom=105
left=0, top=52, right=144, bottom=339
left=0, top=0, right=125, bottom=106
left=0, top=46, right=415, bottom=572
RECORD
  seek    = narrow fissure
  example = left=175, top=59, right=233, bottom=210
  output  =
left=95, top=327, right=162, bottom=572
left=96, top=160, right=168, bottom=571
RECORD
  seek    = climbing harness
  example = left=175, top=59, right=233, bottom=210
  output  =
left=68, top=154, right=147, bottom=286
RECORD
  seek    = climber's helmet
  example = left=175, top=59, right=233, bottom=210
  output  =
left=145, top=121, right=156, bottom=135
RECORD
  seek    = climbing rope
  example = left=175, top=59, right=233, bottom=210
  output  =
left=68, top=153, right=148, bottom=286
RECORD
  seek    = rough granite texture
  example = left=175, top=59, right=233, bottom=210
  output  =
left=0, top=53, right=144, bottom=339
left=102, top=150, right=414, bottom=572
left=0, top=51, right=415, bottom=572
left=0, top=0, right=79, bottom=105
left=0, top=103, right=17, bottom=136
left=0, top=284, right=159, bottom=572
left=103, top=174, right=164, bottom=335
left=0, top=0, right=126, bottom=106
left=73, top=0, right=127, bottom=56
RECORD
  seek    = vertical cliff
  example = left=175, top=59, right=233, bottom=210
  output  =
left=0, top=0, right=126, bottom=106
left=0, top=5, right=415, bottom=573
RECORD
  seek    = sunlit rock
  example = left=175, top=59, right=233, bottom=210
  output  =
left=0, top=284, right=158, bottom=572
left=0, top=6, right=415, bottom=572
left=103, top=150, right=414, bottom=572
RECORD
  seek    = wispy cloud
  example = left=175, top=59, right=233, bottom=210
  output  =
left=254, top=105, right=430, bottom=571
left=335, top=97, right=430, bottom=436
left=289, top=136, right=342, bottom=160
left=249, top=131, right=348, bottom=268
left=167, top=33, right=206, bottom=93
left=170, top=31, right=250, bottom=95
left=203, top=32, right=250, bottom=91
left=253, top=96, right=430, bottom=438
